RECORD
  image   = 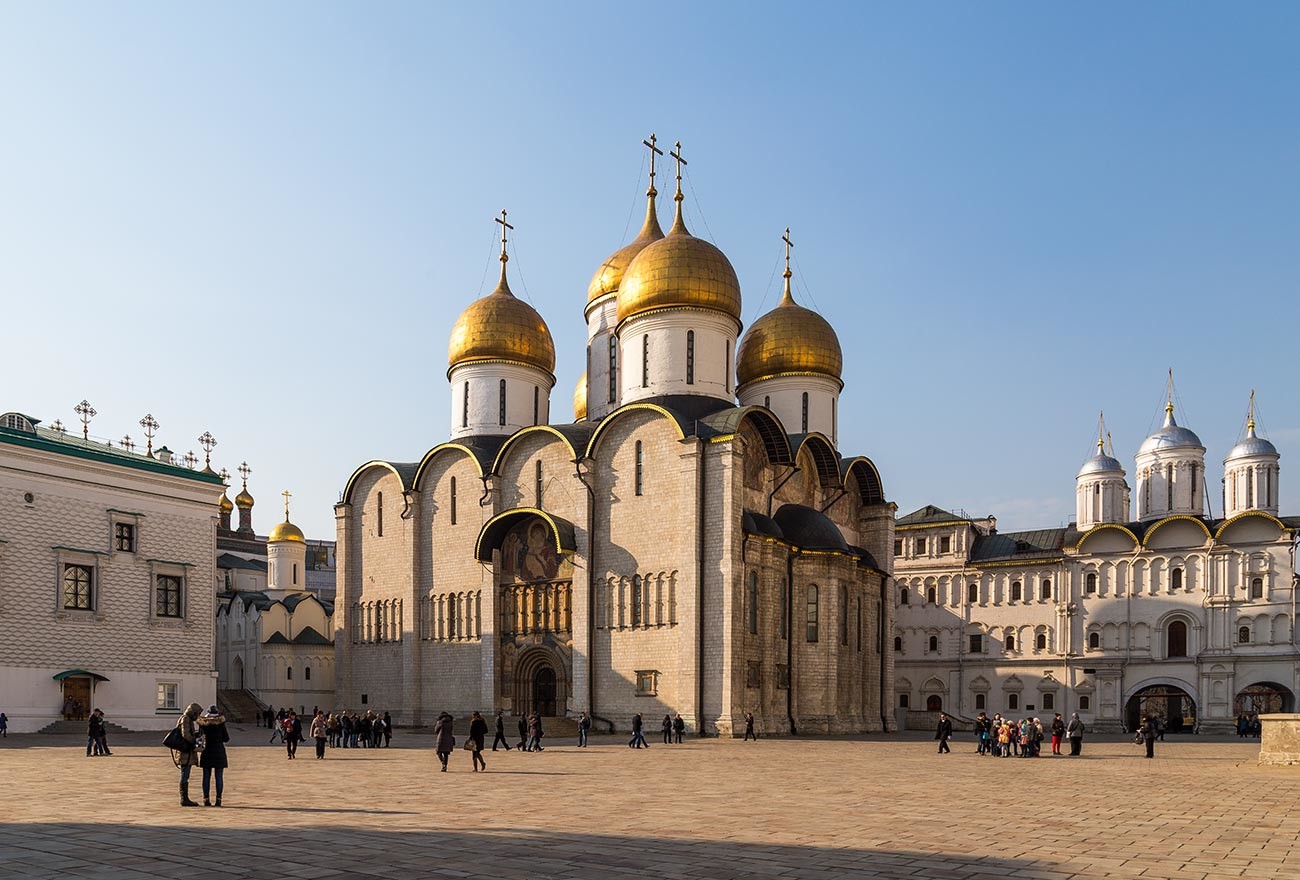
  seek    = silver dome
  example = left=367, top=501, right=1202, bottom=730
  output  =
left=1225, top=425, right=1278, bottom=460
left=1137, top=409, right=1203, bottom=455
left=1077, top=452, right=1125, bottom=477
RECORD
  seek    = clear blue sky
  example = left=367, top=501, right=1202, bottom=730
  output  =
left=3, top=3, right=1298, bottom=538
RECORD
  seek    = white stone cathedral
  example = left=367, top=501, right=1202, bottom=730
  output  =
left=335, top=140, right=896, bottom=735
left=893, top=394, right=1296, bottom=734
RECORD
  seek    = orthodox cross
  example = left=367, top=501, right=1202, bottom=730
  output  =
left=138, top=413, right=159, bottom=455
left=184, top=451, right=198, bottom=470
left=74, top=399, right=96, bottom=440
left=1097, top=411, right=1106, bottom=452
left=782, top=227, right=794, bottom=275
left=495, top=209, right=513, bottom=266
left=1165, top=368, right=1175, bottom=417
left=669, top=140, right=687, bottom=201
left=198, top=432, right=217, bottom=469
left=1248, top=389, right=1256, bottom=431
left=238, top=461, right=251, bottom=488
left=50, top=419, right=65, bottom=434
left=282, top=489, right=293, bottom=519
left=219, top=467, right=231, bottom=485
left=121, top=435, right=135, bottom=453
left=642, top=133, right=663, bottom=195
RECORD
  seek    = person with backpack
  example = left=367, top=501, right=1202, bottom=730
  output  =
left=1066, top=712, right=1085, bottom=756
left=169, top=703, right=203, bottom=807
left=198, top=706, right=229, bottom=806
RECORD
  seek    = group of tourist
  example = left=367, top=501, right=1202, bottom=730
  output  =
left=939, top=712, right=1091, bottom=757
left=1236, top=713, right=1263, bottom=738
left=85, top=708, right=112, bottom=757
left=660, top=713, right=687, bottom=744
left=167, top=703, right=229, bottom=807
left=265, top=707, right=393, bottom=757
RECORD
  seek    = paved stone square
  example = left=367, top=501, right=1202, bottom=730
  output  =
left=0, top=728, right=1296, bottom=879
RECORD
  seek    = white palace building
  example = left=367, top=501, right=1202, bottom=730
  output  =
left=893, top=396, right=1297, bottom=734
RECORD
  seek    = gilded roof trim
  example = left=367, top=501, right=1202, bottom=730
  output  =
left=614, top=304, right=744, bottom=334
left=340, top=460, right=416, bottom=506
left=737, top=370, right=845, bottom=392
left=412, top=443, right=487, bottom=490
left=583, top=402, right=687, bottom=459
left=474, top=507, right=577, bottom=562
left=1213, top=510, right=1289, bottom=540
left=1069, top=522, right=1141, bottom=550
left=1140, top=515, right=1213, bottom=547
left=445, top=358, right=558, bottom=387
left=491, top=425, right=581, bottom=474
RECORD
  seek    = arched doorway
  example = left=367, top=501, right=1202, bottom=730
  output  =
left=233, top=655, right=244, bottom=690
left=1126, top=684, right=1196, bottom=733
left=1235, top=682, right=1293, bottom=715
left=534, top=667, right=557, bottom=716
left=1167, top=620, right=1188, bottom=657
left=926, top=694, right=942, bottom=712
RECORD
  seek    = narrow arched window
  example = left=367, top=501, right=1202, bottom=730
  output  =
left=292, top=563, right=298, bottom=586
left=927, top=587, right=936, bottom=604
left=1190, top=463, right=1198, bottom=502
left=1251, top=578, right=1264, bottom=599
left=893, top=635, right=902, bottom=652
left=686, top=330, right=695, bottom=384
left=1011, top=581, right=1021, bottom=602
left=641, top=334, right=649, bottom=387
left=1247, top=470, right=1254, bottom=508
left=1166, top=463, right=1174, bottom=510
left=968, top=583, right=978, bottom=604
left=725, top=340, right=732, bottom=393
left=634, top=440, right=644, bottom=496
left=928, top=635, right=938, bottom=652
left=377, top=492, right=384, bottom=537
left=900, top=586, right=909, bottom=606
left=609, top=337, right=618, bottom=403
left=747, top=572, right=758, bottom=634
left=448, top=595, right=458, bottom=639
left=780, top=578, right=789, bottom=639
left=1171, top=568, right=1183, bottom=590
left=449, top=476, right=457, bottom=525
left=1088, top=631, right=1100, bottom=649
left=1035, top=633, right=1047, bottom=650
left=805, top=584, right=819, bottom=642
left=1005, top=633, right=1015, bottom=651
left=839, top=586, right=849, bottom=645
left=856, top=598, right=862, bottom=652
left=535, top=460, right=544, bottom=506
left=632, top=575, right=643, bottom=627
left=1239, top=626, right=1250, bottom=644
left=801, top=392, right=809, bottom=433
left=1085, top=573, right=1097, bottom=594
left=764, top=395, right=770, bottom=409
left=1167, top=619, right=1188, bottom=657
left=462, top=382, right=469, bottom=428
left=533, top=386, right=540, bottom=426
left=1041, top=579, right=1051, bottom=600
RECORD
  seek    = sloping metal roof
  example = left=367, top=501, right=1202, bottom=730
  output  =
left=897, top=505, right=969, bottom=526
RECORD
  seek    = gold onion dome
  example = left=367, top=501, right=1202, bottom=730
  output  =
left=573, top=370, right=588, bottom=421
left=268, top=517, right=306, bottom=544
left=448, top=214, right=556, bottom=376
left=736, top=247, right=842, bottom=388
left=235, top=486, right=255, bottom=509
left=218, top=491, right=234, bottom=514
left=587, top=185, right=664, bottom=307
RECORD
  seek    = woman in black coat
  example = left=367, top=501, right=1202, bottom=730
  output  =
left=433, top=712, right=455, bottom=772
left=197, top=707, right=230, bottom=807
left=468, top=711, right=488, bottom=772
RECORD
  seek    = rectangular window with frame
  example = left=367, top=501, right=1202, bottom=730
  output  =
left=745, top=661, right=761, bottom=688
left=635, top=669, right=658, bottom=696
left=62, top=564, right=94, bottom=611
left=156, top=682, right=178, bottom=710
left=686, top=329, right=695, bottom=385
left=969, top=634, right=983, bottom=654
left=894, top=539, right=903, bottom=556
left=641, top=334, right=649, bottom=387
left=1042, top=692, right=1054, bottom=710
left=114, top=522, right=136, bottom=552
left=939, top=536, right=951, bottom=554
left=155, top=574, right=183, bottom=618
left=915, top=537, right=927, bottom=554
left=806, top=584, right=819, bottom=642
left=776, top=664, right=790, bottom=689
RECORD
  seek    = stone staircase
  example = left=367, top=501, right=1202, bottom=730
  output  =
left=37, top=719, right=131, bottom=735
left=217, top=689, right=265, bottom=724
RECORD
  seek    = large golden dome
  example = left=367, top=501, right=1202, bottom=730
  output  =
left=736, top=272, right=842, bottom=389
left=573, top=371, right=588, bottom=421
left=616, top=201, right=741, bottom=326
left=448, top=267, right=555, bottom=376
left=268, top=517, right=306, bottom=544
left=587, top=193, right=664, bottom=308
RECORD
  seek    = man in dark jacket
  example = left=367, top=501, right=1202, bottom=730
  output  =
left=517, top=714, right=529, bottom=751
left=527, top=713, right=545, bottom=752
left=743, top=712, right=757, bottom=741
left=935, top=713, right=953, bottom=753
left=87, top=710, right=105, bottom=757
left=672, top=713, right=685, bottom=744
left=577, top=712, right=591, bottom=747
left=974, top=713, right=990, bottom=755
left=1140, top=715, right=1157, bottom=759
left=492, top=710, right=511, bottom=751
left=629, top=713, right=648, bottom=749
left=1066, top=712, right=1085, bottom=756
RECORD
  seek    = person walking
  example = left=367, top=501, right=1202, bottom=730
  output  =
left=662, top=714, right=673, bottom=745
left=0, top=711, right=7, bottom=737
left=629, top=713, right=648, bottom=749
left=87, top=709, right=105, bottom=757
left=284, top=710, right=302, bottom=760
left=935, top=713, right=953, bottom=754
left=383, top=711, right=394, bottom=747
left=1050, top=714, right=1065, bottom=755
left=577, top=712, right=591, bottom=748
left=433, top=712, right=455, bottom=772
left=1139, top=715, right=1157, bottom=759
left=742, top=712, right=757, bottom=741
left=517, top=714, right=529, bottom=751
left=528, top=713, right=545, bottom=752
left=673, top=713, right=685, bottom=744
left=268, top=711, right=283, bottom=744
left=311, top=710, right=328, bottom=759
left=170, top=703, right=203, bottom=807
left=468, top=711, right=488, bottom=772
left=492, top=710, right=511, bottom=751
left=1066, top=712, right=1085, bottom=756
left=198, top=706, right=229, bottom=807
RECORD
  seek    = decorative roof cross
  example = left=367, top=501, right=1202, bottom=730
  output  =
left=74, top=399, right=96, bottom=440
left=138, top=413, right=159, bottom=455
left=198, top=432, right=217, bottom=469
left=282, top=489, right=293, bottom=520
left=238, top=461, right=251, bottom=488
left=1247, top=389, right=1257, bottom=433
left=1097, top=411, right=1106, bottom=452
left=50, top=419, right=66, bottom=434
left=121, top=434, right=135, bottom=453
left=642, top=133, right=663, bottom=196
left=494, top=209, right=513, bottom=266
left=184, top=450, right=198, bottom=469
left=669, top=140, right=687, bottom=202
left=219, top=467, right=231, bottom=485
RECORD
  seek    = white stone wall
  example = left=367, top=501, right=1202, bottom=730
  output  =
left=0, top=442, right=220, bottom=731
left=448, top=361, right=553, bottom=440
left=617, top=309, right=737, bottom=405
left=738, top=374, right=841, bottom=443
left=585, top=296, right=618, bottom=421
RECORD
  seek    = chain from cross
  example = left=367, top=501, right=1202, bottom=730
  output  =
left=642, top=133, right=663, bottom=195
left=669, top=140, right=687, bottom=200
left=183, top=451, right=198, bottom=469
left=494, top=209, right=513, bottom=265
left=238, top=461, right=251, bottom=487
left=138, top=413, right=159, bottom=455
left=198, top=431, right=217, bottom=467
left=282, top=489, right=292, bottom=519
left=121, top=435, right=135, bottom=453
left=74, top=400, right=96, bottom=440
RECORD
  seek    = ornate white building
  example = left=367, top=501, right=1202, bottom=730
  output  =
left=893, top=396, right=1298, bottom=734
left=335, top=141, right=896, bottom=735
left=0, top=409, right=222, bottom=732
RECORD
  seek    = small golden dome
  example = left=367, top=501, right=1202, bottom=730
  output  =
left=235, top=487, right=254, bottom=509
left=616, top=201, right=741, bottom=326
left=218, top=492, right=234, bottom=514
left=736, top=274, right=842, bottom=389
left=268, top=517, right=306, bottom=544
left=587, top=192, right=664, bottom=307
left=573, top=371, right=588, bottom=421
left=448, top=269, right=555, bottom=375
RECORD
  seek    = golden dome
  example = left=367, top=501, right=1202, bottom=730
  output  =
left=573, top=371, right=588, bottom=421
left=736, top=270, right=842, bottom=389
left=448, top=262, right=555, bottom=376
left=267, top=517, right=306, bottom=544
left=587, top=190, right=664, bottom=307
left=235, top=486, right=254, bottom=509
left=218, top=491, right=234, bottom=514
left=616, top=199, right=741, bottom=326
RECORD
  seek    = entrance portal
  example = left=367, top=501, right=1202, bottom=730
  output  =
left=534, top=667, right=557, bottom=716
left=926, top=694, right=942, bottom=712
left=62, top=678, right=90, bottom=720
left=1235, top=682, right=1294, bottom=715
left=1126, top=685, right=1196, bottom=733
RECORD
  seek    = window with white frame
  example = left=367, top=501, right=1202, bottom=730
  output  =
left=155, top=574, right=183, bottom=618
left=156, top=682, right=179, bottom=710
left=635, top=670, right=658, bottom=696
left=62, top=563, right=94, bottom=611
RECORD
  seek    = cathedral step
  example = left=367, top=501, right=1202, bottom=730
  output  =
left=37, top=719, right=131, bottom=735
left=217, top=688, right=266, bottom=723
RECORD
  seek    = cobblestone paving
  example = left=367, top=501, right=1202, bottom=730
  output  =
left=0, top=728, right=1296, bottom=879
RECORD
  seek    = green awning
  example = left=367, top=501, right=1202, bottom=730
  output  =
left=52, top=669, right=110, bottom=682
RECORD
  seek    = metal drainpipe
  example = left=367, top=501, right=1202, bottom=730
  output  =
left=696, top=438, right=707, bottom=736
left=573, top=459, right=613, bottom=734
left=787, top=547, right=798, bottom=735
left=879, top=576, right=888, bottom=732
